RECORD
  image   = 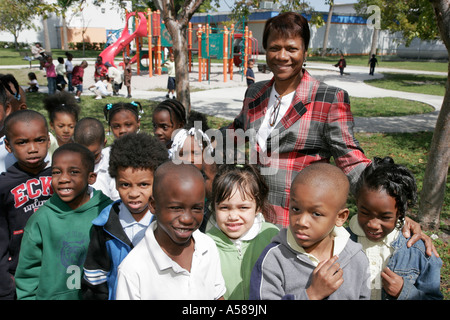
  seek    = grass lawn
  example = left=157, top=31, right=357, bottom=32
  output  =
left=24, top=91, right=449, bottom=299
left=3, top=67, right=435, bottom=119
left=350, top=97, right=434, bottom=117
left=355, top=131, right=449, bottom=300
left=24, top=92, right=448, bottom=222
left=0, top=47, right=101, bottom=67
left=365, top=72, right=447, bottom=96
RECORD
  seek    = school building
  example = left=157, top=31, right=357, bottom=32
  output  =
left=0, top=0, right=446, bottom=60
left=0, top=0, right=131, bottom=49
left=191, top=2, right=448, bottom=59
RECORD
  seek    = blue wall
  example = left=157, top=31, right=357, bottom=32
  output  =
left=191, top=11, right=367, bottom=25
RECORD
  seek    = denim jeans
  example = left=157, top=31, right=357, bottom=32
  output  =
left=67, top=73, right=73, bottom=92
left=47, top=77, right=56, bottom=95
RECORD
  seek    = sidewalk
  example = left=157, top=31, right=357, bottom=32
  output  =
left=6, top=60, right=444, bottom=133
left=307, top=63, right=444, bottom=133
left=126, top=61, right=444, bottom=133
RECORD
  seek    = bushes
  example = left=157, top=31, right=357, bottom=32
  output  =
left=68, top=42, right=105, bottom=51
left=308, top=47, right=343, bottom=56
left=1, top=41, right=105, bottom=51
left=0, top=41, right=29, bottom=49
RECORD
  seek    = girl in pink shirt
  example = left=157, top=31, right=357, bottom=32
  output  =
left=43, top=55, right=57, bottom=95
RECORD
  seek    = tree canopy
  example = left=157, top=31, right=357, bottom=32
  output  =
left=354, top=0, right=440, bottom=46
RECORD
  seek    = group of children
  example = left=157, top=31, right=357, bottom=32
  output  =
left=31, top=53, right=133, bottom=102
left=0, top=82, right=443, bottom=300
left=34, top=52, right=75, bottom=96
left=94, top=55, right=133, bottom=99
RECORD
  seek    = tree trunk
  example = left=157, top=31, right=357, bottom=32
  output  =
left=321, top=3, right=334, bottom=57
left=13, top=34, right=19, bottom=50
left=154, top=0, right=204, bottom=117
left=43, top=17, right=51, bottom=53
left=369, top=27, right=379, bottom=57
left=62, top=15, right=68, bottom=51
left=166, top=21, right=191, bottom=114
left=418, top=0, right=450, bottom=230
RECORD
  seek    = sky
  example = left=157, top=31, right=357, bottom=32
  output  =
left=216, top=0, right=357, bottom=12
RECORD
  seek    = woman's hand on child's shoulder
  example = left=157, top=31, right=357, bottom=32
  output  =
left=402, top=217, right=439, bottom=257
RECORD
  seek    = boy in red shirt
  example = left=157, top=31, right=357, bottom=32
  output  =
left=72, top=60, right=88, bottom=103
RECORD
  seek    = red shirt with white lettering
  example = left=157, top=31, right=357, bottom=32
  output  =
left=0, top=163, right=52, bottom=299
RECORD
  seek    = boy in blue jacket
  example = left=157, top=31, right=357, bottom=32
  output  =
left=81, top=132, right=168, bottom=300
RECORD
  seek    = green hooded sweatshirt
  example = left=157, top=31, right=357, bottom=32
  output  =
left=206, top=214, right=279, bottom=300
left=15, top=189, right=113, bottom=300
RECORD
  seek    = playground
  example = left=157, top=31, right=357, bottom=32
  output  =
left=1, top=16, right=448, bottom=298
left=99, top=9, right=259, bottom=84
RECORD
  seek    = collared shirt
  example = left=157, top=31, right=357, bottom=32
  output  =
left=257, top=89, right=295, bottom=152
left=229, top=70, right=371, bottom=227
left=349, top=215, right=399, bottom=300
left=0, top=136, right=16, bottom=174
left=116, top=221, right=226, bottom=300
left=91, top=146, right=119, bottom=201
left=118, top=201, right=152, bottom=246
left=286, top=225, right=350, bottom=266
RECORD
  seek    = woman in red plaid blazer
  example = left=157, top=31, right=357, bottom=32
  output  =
left=227, top=12, right=371, bottom=227
left=224, top=11, right=436, bottom=256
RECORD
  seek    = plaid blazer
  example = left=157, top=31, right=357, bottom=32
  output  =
left=229, top=70, right=371, bottom=227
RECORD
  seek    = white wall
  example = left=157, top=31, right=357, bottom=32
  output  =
left=0, top=0, right=130, bottom=48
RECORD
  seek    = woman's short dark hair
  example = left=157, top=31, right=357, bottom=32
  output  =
left=262, top=12, right=310, bottom=51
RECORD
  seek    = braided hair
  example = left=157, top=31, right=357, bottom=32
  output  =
left=103, top=101, right=143, bottom=125
left=153, top=99, right=186, bottom=128
left=356, top=156, right=417, bottom=227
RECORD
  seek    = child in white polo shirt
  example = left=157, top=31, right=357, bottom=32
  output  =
left=115, top=162, right=226, bottom=300
left=82, top=132, right=169, bottom=300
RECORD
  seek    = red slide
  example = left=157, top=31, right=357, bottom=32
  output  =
left=99, top=11, right=148, bottom=68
